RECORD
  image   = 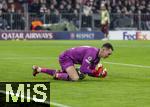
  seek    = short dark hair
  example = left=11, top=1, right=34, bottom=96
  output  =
left=102, top=43, right=114, bottom=51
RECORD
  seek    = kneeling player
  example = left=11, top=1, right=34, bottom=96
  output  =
left=32, top=43, right=113, bottom=81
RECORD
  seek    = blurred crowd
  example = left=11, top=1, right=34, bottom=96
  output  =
left=103, top=0, right=150, bottom=14
left=0, top=0, right=150, bottom=30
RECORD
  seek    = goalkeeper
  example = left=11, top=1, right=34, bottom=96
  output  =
left=32, top=43, right=113, bottom=81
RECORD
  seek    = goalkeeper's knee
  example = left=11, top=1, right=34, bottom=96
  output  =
left=70, top=76, right=79, bottom=81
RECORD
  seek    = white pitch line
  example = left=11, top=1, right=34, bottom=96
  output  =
left=104, top=61, right=150, bottom=69
left=50, top=102, right=70, bottom=107
left=0, top=90, right=70, bottom=107
left=1, top=56, right=150, bottom=69
left=0, top=57, right=57, bottom=60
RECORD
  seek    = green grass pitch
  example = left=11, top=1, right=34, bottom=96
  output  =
left=0, top=40, right=150, bottom=107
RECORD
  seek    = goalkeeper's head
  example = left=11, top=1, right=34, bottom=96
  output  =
left=99, top=43, right=114, bottom=58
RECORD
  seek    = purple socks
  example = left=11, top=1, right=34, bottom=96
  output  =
left=40, top=68, right=69, bottom=80
left=41, top=68, right=56, bottom=76
left=55, top=72, right=69, bottom=80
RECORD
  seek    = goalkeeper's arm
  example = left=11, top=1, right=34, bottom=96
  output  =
left=77, top=66, right=107, bottom=78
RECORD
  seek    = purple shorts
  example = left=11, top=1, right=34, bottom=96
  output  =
left=59, top=54, right=74, bottom=72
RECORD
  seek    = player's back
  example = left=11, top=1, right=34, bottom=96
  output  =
left=60, top=46, right=99, bottom=64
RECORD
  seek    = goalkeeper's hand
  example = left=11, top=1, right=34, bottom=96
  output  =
left=91, top=64, right=107, bottom=78
left=76, top=68, right=86, bottom=80
left=98, top=68, right=107, bottom=78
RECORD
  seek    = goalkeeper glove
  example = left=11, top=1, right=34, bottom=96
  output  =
left=98, top=68, right=107, bottom=78
left=92, top=64, right=107, bottom=78
left=76, top=68, right=86, bottom=80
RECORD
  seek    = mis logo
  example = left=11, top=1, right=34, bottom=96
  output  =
left=0, top=82, right=50, bottom=107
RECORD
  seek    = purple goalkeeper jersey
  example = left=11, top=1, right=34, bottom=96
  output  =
left=59, top=46, right=100, bottom=74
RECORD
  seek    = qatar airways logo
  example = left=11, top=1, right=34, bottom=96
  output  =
left=0, top=32, right=53, bottom=40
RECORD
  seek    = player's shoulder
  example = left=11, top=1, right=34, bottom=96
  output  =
left=71, top=46, right=99, bottom=53
left=87, top=46, right=99, bottom=52
left=78, top=46, right=98, bottom=49
left=85, top=47, right=99, bottom=56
